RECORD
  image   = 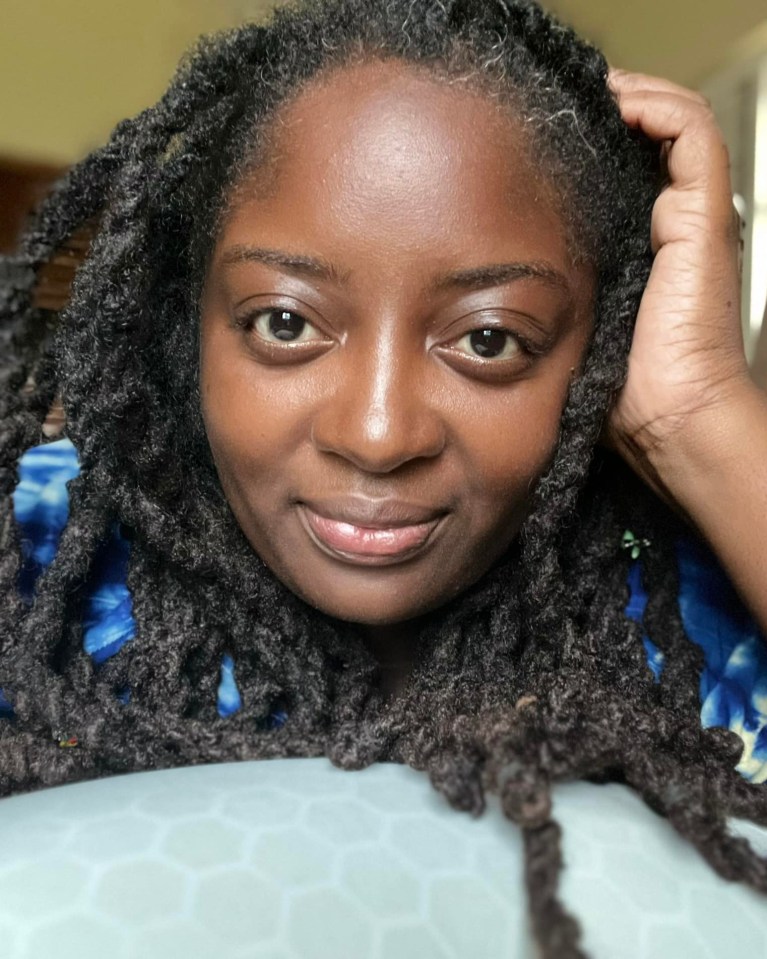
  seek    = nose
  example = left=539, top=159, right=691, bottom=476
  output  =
left=311, top=328, right=446, bottom=474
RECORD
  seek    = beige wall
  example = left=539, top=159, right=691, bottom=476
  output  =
left=1, top=0, right=241, bottom=164
left=1, top=0, right=766, bottom=165
left=548, top=0, right=767, bottom=84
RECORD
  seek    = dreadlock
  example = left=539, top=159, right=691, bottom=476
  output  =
left=1, top=0, right=765, bottom=955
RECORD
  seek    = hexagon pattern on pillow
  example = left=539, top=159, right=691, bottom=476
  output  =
left=0, top=758, right=765, bottom=958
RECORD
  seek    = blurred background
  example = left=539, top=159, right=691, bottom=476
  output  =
left=1, top=0, right=765, bottom=370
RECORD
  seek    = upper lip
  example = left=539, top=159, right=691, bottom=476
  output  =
left=299, top=496, right=447, bottom=528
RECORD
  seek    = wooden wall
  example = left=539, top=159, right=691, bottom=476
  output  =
left=0, top=156, right=63, bottom=253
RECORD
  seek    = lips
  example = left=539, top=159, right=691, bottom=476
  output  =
left=298, top=498, right=446, bottom=564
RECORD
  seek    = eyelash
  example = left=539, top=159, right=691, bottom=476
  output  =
left=238, top=308, right=325, bottom=344
left=452, top=328, right=530, bottom=362
left=234, top=306, right=541, bottom=371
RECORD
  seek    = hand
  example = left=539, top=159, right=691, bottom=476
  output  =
left=605, top=69, right=752, bottom=500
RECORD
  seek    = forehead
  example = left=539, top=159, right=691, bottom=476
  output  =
left=222, top=59, right=574, bottom=274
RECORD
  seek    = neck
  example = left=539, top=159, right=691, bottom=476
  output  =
left=359, top=620, right=421, bottom=699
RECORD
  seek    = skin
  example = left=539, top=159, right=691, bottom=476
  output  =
left=200, top=60, right=595, bottom=689
left=200, top=59, right=767, bottom=692
left=607, top=71, right=767, bottom=637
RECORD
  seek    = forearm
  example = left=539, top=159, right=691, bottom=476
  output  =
left=647, top=380, right=767, bottom=635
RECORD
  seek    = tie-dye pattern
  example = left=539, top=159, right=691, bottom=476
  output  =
left=8, top=438, right=283, bottom=728
left=676, top=537, right=767, bottom=783
left=11, top=439, right=80, bottom=602
left=8, top=439, right=766, bottom=772
left=624, top=543, right=767, bottom=782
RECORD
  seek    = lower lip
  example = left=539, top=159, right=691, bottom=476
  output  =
left=299, top=507, right=443, bottom=564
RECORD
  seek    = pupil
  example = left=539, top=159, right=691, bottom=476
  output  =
left=470, top=329, right=506, bottom=358
left=269, top=311, right=304, bottom=341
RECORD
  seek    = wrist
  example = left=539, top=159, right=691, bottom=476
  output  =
left=643, top=376, right=767, bottom=513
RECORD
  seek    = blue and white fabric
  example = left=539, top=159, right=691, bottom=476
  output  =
left=8, top=439, right=767, bottom=780
left=624, top=537, right=767, bottom=783
left=9, top=438, right=254, bottom=722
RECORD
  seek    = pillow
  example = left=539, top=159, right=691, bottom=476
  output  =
left=0, top=758, right=764, bottom=959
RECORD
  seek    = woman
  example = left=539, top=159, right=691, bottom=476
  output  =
left=1, top=0, right=766, bottom=954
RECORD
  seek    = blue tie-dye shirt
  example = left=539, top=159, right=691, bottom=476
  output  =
left=8, top=438, right=767, bottom=782
left=8, top=439, right=253, bottom=723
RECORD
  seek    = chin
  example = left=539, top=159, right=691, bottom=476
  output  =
left=260, top=542, right=479, bottom=630
left=278, top=576, right=427, bottom=626
left=298, top=579, right=465, bottom=629
left=309, top=596, right=426, bottom=627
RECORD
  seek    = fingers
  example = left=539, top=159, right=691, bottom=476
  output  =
left=608, top=68, right=710, bottom=109
left=621, top=90, right=731, bottom=190
left=650, top=188, right=741, bottom=255
left=609, top=69, right=734, bottom=227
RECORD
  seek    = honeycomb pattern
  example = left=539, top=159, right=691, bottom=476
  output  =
left=0, top=759, right=764, bottom=958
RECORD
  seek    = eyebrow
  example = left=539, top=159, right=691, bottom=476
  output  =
left=220, top=245, right=348, bottom=285
left=220, top=245, right=569, bottom=294
left=432, top=261, right=570, bottom=294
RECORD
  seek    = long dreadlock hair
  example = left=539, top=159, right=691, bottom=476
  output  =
left=1, top=0, right=766, bottom=955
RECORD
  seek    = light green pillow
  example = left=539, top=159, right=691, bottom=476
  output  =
left=0, top=758, right=764, bottom=958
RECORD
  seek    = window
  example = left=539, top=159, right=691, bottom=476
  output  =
left=702, top=30, right=767, bottom=361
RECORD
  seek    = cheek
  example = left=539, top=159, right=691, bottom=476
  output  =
left=200, top=330, right=296, bottom=524
left=455, top=374, right=571, bottom=515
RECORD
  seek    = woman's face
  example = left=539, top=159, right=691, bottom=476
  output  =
left=200, top=60, right=595, bottom=626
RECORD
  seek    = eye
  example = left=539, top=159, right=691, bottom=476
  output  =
left=249, top=309, right=324, bottom=344
left=454, top=328, right=521, bottom=361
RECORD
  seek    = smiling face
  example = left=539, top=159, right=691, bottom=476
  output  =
left=200, top=59, right=596, bottom=627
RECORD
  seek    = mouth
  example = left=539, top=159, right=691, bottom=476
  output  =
left=297, top=499, right=447, bottom=566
